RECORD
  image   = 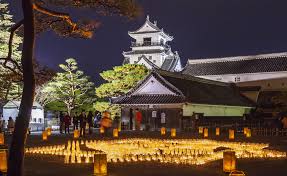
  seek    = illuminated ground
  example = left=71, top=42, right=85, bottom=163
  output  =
left=7, top=131, right=287, bottom=176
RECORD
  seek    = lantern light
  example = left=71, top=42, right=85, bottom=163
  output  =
left=46, top=128, right=52, bottom=136
left=204, top=128, right=208, bottom=138
left=42, top=131, right=48, bottom=141
left=171, top=128, right=176, bottom=137
left=0, top=147, right=8, bottom=173
left=100, top=126, right=105, bottom=134
left=74, top=130, right=80, bottom=139
left=243, top=127, right=248, bottom=135
left=246, top=128, right=251, bottom=138
left=223, top=151, right=236, bottom=172
left=113, top=129, right=119, bottom=138
left=198, top=127, right=203, bottom=134
left=161, top=127, right=166, bottom=136
left=94, top=153, right=107, bottom=176
left=0, top=133, right=4, bottom=145
left=216, top=127, right=220, bottom=136
left=229, top=129, right=235, bottom=140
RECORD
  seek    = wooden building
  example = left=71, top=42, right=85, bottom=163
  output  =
left=112, top=70, right=254, bottom=131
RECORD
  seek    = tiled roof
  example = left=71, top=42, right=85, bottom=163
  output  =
left=129, top=16, right=161, bottom=34
left=161, top=55, right=180, bottom=71
left=158, top=70, right=254, bottom=107
left=112, top=94, right=185, bottom=104
left=113, top=70, right=254, bottom=107
left=183, top=53, right=287, bottom=76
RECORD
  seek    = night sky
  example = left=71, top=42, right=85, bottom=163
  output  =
left=9, top=0, right=287, bottom=84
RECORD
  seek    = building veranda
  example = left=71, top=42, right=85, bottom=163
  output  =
left=112, top=70, right=254, bottom=131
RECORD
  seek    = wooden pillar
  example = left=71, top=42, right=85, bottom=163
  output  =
left=129, top=108, right=133, bottom=130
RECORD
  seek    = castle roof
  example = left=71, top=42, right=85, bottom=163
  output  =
left=183, top=52, right=287, bottom=76
left=128, top=15, right=173, bottom=40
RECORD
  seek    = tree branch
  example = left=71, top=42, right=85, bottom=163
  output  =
left=33, top=3, right=77, bottom=31
left=8, top=19, right=24, bottom=60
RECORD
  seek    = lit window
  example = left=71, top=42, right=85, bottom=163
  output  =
left=235, top=77, right=240, bottom=82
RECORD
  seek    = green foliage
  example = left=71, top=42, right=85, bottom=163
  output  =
left=94, top=101, right=120, bottom=119
left=95, top=64, right=148, bottom=118
left=96, top=64, right=149, bottom=98
left=0, top=2, right=22, bottom=60
left=0, top=1, right=23, bottom=102
left=45, top=101, right=66, bottom=112
left=38, top=58, right=96, bottom=114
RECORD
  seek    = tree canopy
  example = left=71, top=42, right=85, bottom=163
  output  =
left=0, top=1, right=23, bottom=102
left=37, top=58, right=95, bottom=114
left=96, top=64, right=149, bottom=98
left=95, top=64, right=148, bottom=117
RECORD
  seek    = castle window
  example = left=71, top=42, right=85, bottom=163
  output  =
left=153, top=60, right=156, bottom=63
left=143, top=37, right=151, bottom=45
left=235, top=77, right=240, bottom=82
left=149, top=56, right=152, bottom=60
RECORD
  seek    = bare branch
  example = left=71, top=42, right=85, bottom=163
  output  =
left=33, top=3, right=76, bottom=31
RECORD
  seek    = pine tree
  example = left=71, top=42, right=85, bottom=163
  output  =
left=95, top=64, right=148, bottom=117
left=40, top=58, right=95, bottom=115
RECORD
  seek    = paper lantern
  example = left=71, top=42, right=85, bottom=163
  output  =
left=216, top=127, right=220, bottom=136
left=246, top=128, right=251, bottom=138
left=42, top=131, right=48, bottom=141
left=229, top=129, right=235, bottom=140
left=113, top=129, right=118, bottom=138
left=0, top=133, right=4, bottom=145
left=223, top=151, right=236, bottom=172
left=46, top=128, right=52, bottom=136
left=171, top=128, right=176, bottom=137
left=100, top=126, right=105, bottom=134
left=204, top=128, right=208, bottom=138
left=198, top=127, right=203, bottom=134
left=94, top=153, right=107, bottom=176
left=161, top=127, right=166, bottom=135
left=243, top=127, right=248, bottom=135
left=74, top=130, right=80, bottom=139
left=0, top=148, right=8, bottom=173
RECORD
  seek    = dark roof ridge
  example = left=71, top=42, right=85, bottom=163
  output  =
left=156, top=69, right=230, bottom=87
left=188, top=52, right=287, bottom=64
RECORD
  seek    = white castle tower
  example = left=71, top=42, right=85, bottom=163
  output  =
left=123, top=15, right=182, bottom=72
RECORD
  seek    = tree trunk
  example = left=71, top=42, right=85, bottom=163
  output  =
left=7, top=0, right=35, bottom=175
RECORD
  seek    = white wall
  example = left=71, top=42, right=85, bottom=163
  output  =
left=3, top=107, right=45, bottom=131
left=196, top=71, right=287, bottom=83
left=133, top=75, right=176, bottom=95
